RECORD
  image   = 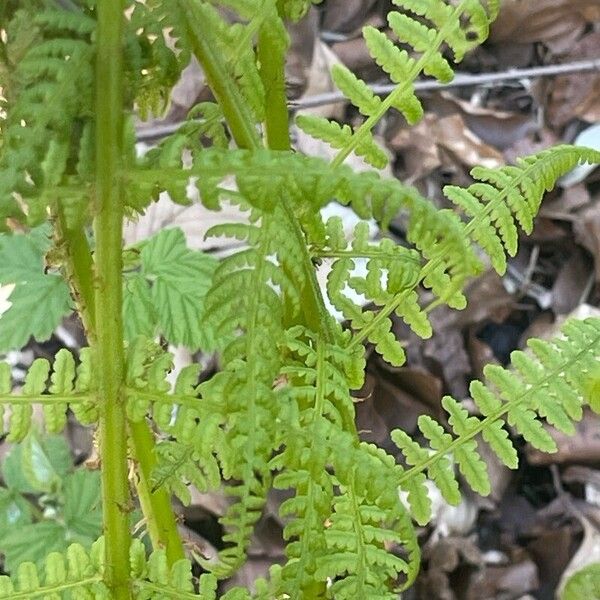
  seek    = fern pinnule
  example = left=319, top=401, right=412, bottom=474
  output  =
left=296, top=115, right=390, bottom=170
left=0, top=541, right=107, bottom=599
left=34, top=9, right=96, bottom=36
left=0, top=349, right=97, bottom=442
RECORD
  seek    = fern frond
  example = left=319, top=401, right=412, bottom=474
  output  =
left=299, top=0, right=498, bottom=167
left=126, top=1, right=186, bottom=118
left=0, top=349, right=97, bottom=441
left=320, top=218, right=430, bottom=364
left=0, top=30, right=94, bottom=227
left=201, top=214, right=291, bottom=577
left=131, top=147, right=484, bottom=367
left=125, top=347, right=223, bottom=506
left=271, top=327, right=417, bottom=598
left=445, top=145, right=600, bottom=274
left=146, top=0, right=283, bottom=131
left=348, top=144, right=600, bottom=364
left=0, top=541, right=107, bottom=599
left=123, top=212, right=293, bottom=576
left=192, top=2, right=268, bottom=122
left=393, top=317, right=600, bottom=524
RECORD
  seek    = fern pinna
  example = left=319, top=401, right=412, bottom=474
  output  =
left=0, top=0, right=599, bottom=598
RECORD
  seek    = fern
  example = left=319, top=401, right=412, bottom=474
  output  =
left=393, top=318, right=600, bottom=525
left=268, top=326, right=419, bottom=598
left=298, top=0, right=498, bottom=168
left=124, top=339, right=222, bottom=506
left=0, top=10, right=95, bottom=227
left=200, top=213, right=290, bottom=577
left=134, top=146, right=600, bottom=369
left=0, top=541, right=107, bottom=599
left=130, top=147, right=481, bottom=359
left=0, top=349, right=97, bottom=442
left=1, top=1, right=599, bottom=598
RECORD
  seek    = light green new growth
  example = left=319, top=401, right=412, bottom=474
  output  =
left=0, top=0, right=598, bottom=597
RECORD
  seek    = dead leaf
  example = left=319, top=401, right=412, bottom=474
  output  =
left=286, top=8, right=319, bottom=99
left=295, top=39, right=345, bottom=120
left=551, top=248, right=594, bottom=315
left=321, top=0, right=379, bottom=35
left=547, top=33, right=600, bottom=128
left=574, top=202, right=600, bottom=281
left=427, top=92, right=538, bottom=152
left=557, top=509, right=600, bottom=597
left=490, top=0, right=599, bottom=48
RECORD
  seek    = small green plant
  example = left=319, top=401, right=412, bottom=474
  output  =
left=0, top=0, right=599, bottom=598
left=0, top=432, right=102, bottom=572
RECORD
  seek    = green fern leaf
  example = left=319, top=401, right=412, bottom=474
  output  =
left=44, top=349, right=75, bottom=434
left=0, top=541, right=106, bottom=599
left=387, top=13, right=453, bottom=82
left=296, top=114, right=388, bottom=169
left=445, top=146, right=600, bottom=275
left=331, top=64, right=382, bottom=117
left=395, top=317, right=599, bottom=520
left=0, top=349, right=96, bottom=440
left=362, top=26, right=423, bottom=124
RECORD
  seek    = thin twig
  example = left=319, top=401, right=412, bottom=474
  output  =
left=294, top=58, right=600, bottom=110
left=136, top=58, right=600, bottom=142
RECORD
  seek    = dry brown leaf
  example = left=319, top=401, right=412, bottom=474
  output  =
left=321, top=0, right=379, bottom=34
left=468, top=555, right=539, bottom=600
left=432, top=114, right=505, bottom=169
left=332, top=35, right=383, bottom=81
left=427, top=92, right=538, bottom=152
left=390, top=113, right=504, bottom=183
left=286, top=8, right=319, bottom=99
left=550, top=247, right=594, bottom=315
left=489, top=0, right=599, bottom=47
left=574, top=202, right=600, bottom=281
left=295, top=39, right=345, bottom=120
left=547, top=32, right=600, bottom=128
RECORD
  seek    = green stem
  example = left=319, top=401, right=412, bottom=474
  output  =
left=56, top=218, right=186, bottom=567
left=129, top=420, right=186, bottom=565
left=255, top=15, right=332, bottom=337
left=54, top=212, right=97, bottom=341
left=257, top=23, right=290, bottom=150
left=179, top=0, right=261, bottom=150
left=94, top=0, right=131, bottom=597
